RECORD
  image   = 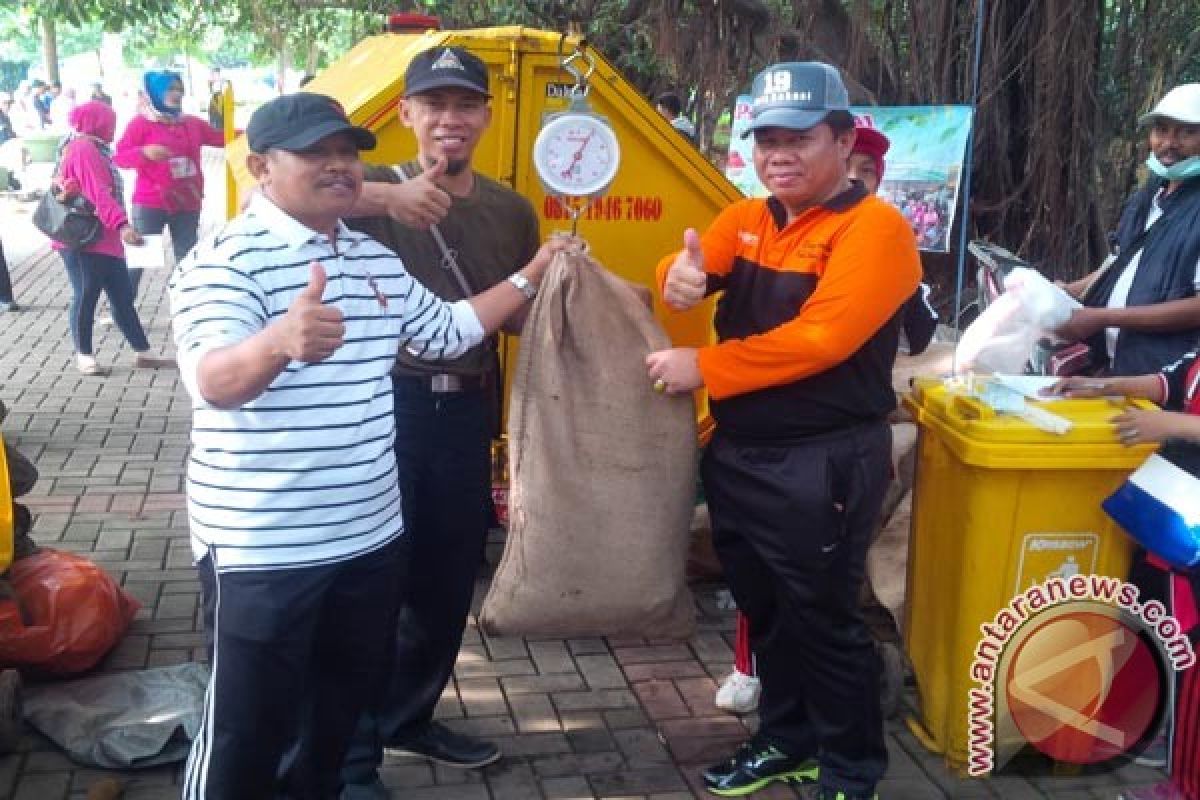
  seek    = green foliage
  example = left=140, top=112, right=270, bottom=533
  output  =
left=205, top=28, right=259, bottom=70
left=204, top=1, right=393, bottom=73
left=1, top=7, right=102, bottom=62
left=5, top=1, right=395, bottom=81
left=113, top=5, right=210, bottom=65
left=0, top=10, right=40, bottom=62
left=21, top=0, right=177, bottom=30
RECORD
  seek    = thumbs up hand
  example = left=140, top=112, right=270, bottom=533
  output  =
left=271, top=262, right=346, bottom=362
left=386, top=156, right=453, bottom=229
left=297, top=261, right=329, bottom=304
left=663, top=228, right=709, bottom=311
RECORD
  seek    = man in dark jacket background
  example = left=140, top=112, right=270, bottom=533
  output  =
left=1056, top=83, right=1200, bottom=377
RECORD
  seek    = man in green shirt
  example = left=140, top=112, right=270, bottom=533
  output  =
left=340, top=45, right=542, bottom=798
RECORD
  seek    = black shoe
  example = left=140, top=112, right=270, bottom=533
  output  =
left=813, top=790, right=879, bottom=800
left=702, top=737, right=818, bottom=796
left=384, top=721, right=500, bottom=769
left=338, top=775, right=389, bottom=800
left=701, top=740, right=755, bottom=785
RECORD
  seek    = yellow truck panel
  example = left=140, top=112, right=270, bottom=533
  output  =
left=0, top=435, right=14, bottom=574
left=227, top=27, right=742, bottom=437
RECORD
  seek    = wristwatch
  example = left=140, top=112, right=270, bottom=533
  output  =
left=508, top=273, right=538, bottom=301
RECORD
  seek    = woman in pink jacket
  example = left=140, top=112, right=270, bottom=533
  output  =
left=55, top=101, right=171, bottom=376
left=114, top=70, right=223, bottom=295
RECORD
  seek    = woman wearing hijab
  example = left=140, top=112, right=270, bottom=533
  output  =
left=54, top=101, right=173, bottom=375
left=114, top=70, right=224, bottom=295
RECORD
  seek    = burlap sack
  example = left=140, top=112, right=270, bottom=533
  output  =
left=868, top=490, right=913, bottom=634
left=480, top=247, right=698, bottom=639
left=892, top=341, right=956, bottom=395
left=891, top=341, right=955, bottom=422
left=686, top=503, right=724, bottom=583
left=864, top=425, right=918, bottom=636
left=878, top=422, right=918, bottom=525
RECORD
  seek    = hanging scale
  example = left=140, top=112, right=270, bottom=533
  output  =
left=532, top=39, right=621, bottom=236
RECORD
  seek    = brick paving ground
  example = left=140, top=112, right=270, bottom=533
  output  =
left=0, top=194, right=1173, bottom=799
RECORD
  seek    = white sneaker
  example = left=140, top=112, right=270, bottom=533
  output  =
left=715, top=670, right=761, bottom=714
left=75, top=353, right=107, bottom=376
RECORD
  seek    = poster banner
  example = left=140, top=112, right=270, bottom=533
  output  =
left=726, top=99, right=973, bottom=253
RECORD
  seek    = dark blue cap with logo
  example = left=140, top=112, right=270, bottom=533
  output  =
left=247, top=92, right=376, bottom=153
left=404, top=46, right=491, bottom=97
left=742, top=62, right=850, bottom=139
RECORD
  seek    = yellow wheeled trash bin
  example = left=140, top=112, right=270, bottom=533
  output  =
left=901, top=378, right=1158, bottom=771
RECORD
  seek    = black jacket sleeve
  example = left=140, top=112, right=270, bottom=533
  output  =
left=901, top=283, right=937, bottom=356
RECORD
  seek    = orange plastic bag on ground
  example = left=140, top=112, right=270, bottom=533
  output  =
left=0, top=549, right=140, bottom=676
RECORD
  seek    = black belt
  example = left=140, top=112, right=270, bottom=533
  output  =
left=394, top=373, right=487, bottom=394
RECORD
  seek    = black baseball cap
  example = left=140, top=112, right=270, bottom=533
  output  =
left=742, top=62, right=850, bottom=138
left=246, top=92, right=376, bottom=154
left=404, top=46, right=490, bottom=97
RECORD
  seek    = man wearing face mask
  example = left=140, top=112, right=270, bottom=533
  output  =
left=1055, top=83, right=1200, bottom=377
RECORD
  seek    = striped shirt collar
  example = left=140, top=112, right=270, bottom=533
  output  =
left=245, top=191, right=361, bottom=252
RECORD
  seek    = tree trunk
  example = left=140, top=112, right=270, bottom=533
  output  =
left=183, top=58, right=195, bottom=105
left=306, top=40, right=320, bottom=75
left=40, top=16, right=59, bottom=85
left=276, top=40, right=289, bottom=95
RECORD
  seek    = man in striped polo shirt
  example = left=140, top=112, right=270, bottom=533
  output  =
left=169, top=92, right=569, bottom=800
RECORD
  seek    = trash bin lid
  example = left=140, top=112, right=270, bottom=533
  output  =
left=903, top=378, right=1158, bottom=469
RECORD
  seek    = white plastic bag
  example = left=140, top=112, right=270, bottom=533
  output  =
left=954, top=293, right=1034, bottom=373
left=955, top=268, right=1079, bottom=373
left=1003, top=267, right=1079, bottom=330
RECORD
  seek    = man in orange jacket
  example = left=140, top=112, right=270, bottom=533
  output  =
left=647, top=61, right=921, bottom=799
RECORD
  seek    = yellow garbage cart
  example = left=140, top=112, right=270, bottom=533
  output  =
left=901, top=378, right=1157, bottom=771
left=225, top=25, right=738, bottom=439
left=0, top=434, right=13, bottom=575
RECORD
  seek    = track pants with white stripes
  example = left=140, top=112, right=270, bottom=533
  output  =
left=703, top=420, right=891, bottom=797
left=184, top=539, right=404, bottom=800
left=1176, top=643, right=1200, bottom=799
